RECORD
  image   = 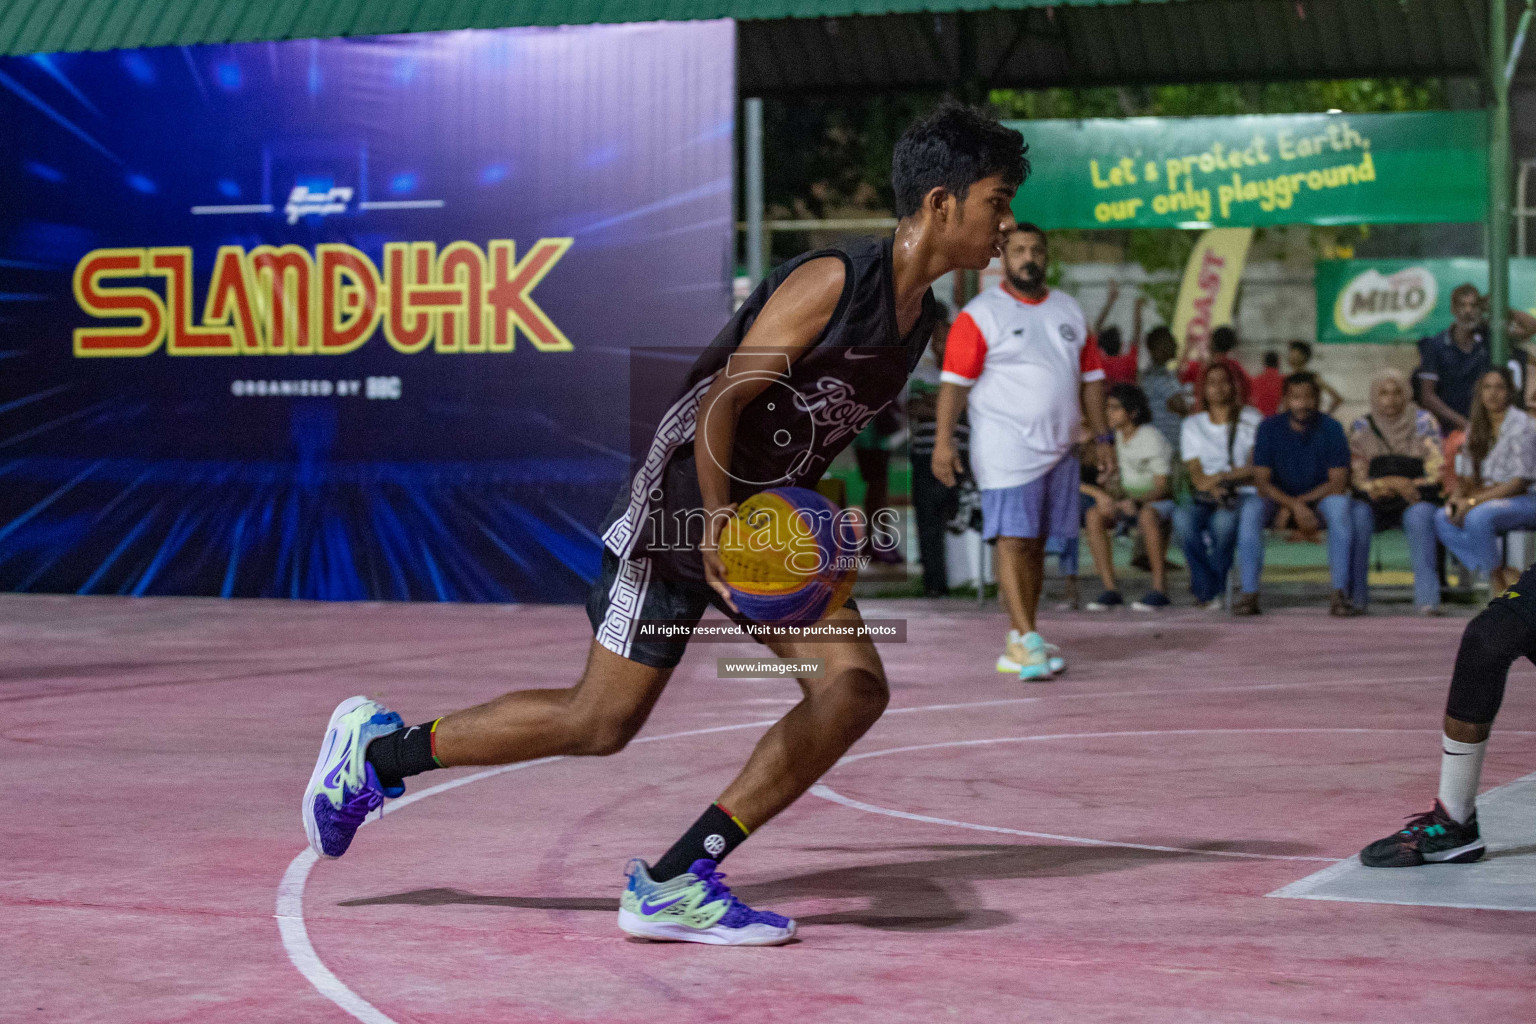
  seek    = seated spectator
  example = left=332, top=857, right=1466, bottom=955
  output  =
left=1285, top=340, right=1343, bottom=416
left=1434, top=367, right=1536, bottom=594
left=1244, top=372, right=1373, bottom=617
left=1250, top=351, right=1285, bottom=417
left=1140, top=325, right=1186, bottom=450
left=1173, top=363, right=1263, bottom=608
left=1083, top=383, right=1174, bottom=610
left=1348, top=368, right=1444, bottom=614
left=1180, top=325, right=1252, bottom=409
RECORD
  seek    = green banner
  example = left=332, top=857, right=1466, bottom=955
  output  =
left=1008, top=111, right=1487, bottom=230
left=1316, top=258, right=1536, bottom=344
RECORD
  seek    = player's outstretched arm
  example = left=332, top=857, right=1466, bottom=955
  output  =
left=696, top=257, right=847, bottom=608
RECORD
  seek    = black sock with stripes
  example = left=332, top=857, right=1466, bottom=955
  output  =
left=364, top=721, right=442, bottom=788
left=650, top=802, right=751, bottom=882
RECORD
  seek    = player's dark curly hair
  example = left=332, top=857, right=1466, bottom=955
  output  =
left=891, top=102, right=1029, bottom=219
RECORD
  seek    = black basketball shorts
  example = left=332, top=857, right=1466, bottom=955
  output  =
left=585, top=546, right=859, bottom=669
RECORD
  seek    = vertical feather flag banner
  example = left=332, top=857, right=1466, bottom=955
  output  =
left=1172, top=227, right=1254, bottom=362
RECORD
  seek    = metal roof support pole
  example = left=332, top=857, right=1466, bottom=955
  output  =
left=1493, top=0, right=1535, bottom=363
left=1492, top=0, right=1524, bottom=365
left=745, top=96, right=765, bottom=286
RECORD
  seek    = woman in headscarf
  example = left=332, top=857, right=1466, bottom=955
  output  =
left=1349, top=367, right=1443, bottom=613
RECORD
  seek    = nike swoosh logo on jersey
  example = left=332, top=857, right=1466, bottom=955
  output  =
left=842, top=349, right=879, bottom=360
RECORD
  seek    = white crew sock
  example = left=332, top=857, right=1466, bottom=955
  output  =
left=1437, top=735, right=1488, bottom=825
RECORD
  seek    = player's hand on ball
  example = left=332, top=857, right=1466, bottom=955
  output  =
left=701, top=503, right=740, bottom=612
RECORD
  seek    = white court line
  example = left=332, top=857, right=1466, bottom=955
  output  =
left=276, top=698, right=1519, bottom=1023
left=809, top=785, right=1335, bottom=862
left=880, top=674, right=1448, bottom=716
left=1266, top=768, right=1536, bottom=910
left=813, top=729, right=1535, bottom=863
left=357, top=200, right=445, bottom=210
left=277, top=724, right=782, bottom=1024
left=190, top=204, right=274, bottom=214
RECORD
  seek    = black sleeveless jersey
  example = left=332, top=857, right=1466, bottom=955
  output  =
left=601, top=235, right=940, bottom=580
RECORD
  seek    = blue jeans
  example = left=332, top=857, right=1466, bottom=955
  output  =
left=1046, top=535, right=1079, bottom=576
left=1236, top=494, right=1373, bottom=605
left=1433, top=494, right=1536, bottom=572
left=1232, top=493, right=1270, bottom=595
left=1173, top=500, right=1241, bottom=603
left=1401, top=501, right=1442, bottom=607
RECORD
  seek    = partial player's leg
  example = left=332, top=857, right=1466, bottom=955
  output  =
left=996, top=534, right=1047, bottom=634
left=303, top=640, right=672, bottom=859
left=714, top=602, right=889, bottom=829
left=303, top=548, right=687, bottom=860
left=988, top=458, right=1074, bottom=678
left=430, top=640, right=671, bottom=765
left=620, top=602, right=886, bottom=946
left=1359, top=589, right=1536, bottom=867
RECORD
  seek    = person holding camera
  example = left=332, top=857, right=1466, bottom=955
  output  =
left=1348, top=368, right=1444, bottom=614
left=1173, top=362, right=1263, bottom=609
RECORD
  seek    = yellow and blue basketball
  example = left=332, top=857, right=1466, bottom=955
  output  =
left=718, top=487, right=857, bottom=626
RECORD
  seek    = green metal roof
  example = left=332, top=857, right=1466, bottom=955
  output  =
left=744, top=1, right=1490, bottom=94
left=0, top=0, right=1166, bottom=56
left=0, top=0, right=1494, bottom=94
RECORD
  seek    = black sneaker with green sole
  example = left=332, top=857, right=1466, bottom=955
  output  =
left=1359, top=800, right=1485, bottom=867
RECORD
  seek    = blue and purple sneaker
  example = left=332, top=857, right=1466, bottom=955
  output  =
left=302, top=696, right=406, bottom=859
left=618, top=858, right=796, bottom=945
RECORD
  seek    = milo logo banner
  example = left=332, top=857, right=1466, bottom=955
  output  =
left=0, top=23, right=734, bottom=600
left=1009, top=111, right=1486, bottom=230
left=1317, top=259, right=1536, bottom=344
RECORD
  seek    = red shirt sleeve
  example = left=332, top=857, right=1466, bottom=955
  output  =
left=940, top=311, right=987, bottom=383
left=1079, top=334, right=1106, bottom=381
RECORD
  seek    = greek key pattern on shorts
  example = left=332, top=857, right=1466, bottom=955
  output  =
left=596, top=555, right=653, bottom=659
left=603, top=370, right=720, bottom=559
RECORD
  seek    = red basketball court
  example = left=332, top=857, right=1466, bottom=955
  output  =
left=5, top=593, right=1534, bottom=1022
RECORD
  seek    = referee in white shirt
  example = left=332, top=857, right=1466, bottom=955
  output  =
left=932, top=223, right=1113, bottom=680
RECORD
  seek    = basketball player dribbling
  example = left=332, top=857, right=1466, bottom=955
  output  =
left=301, top=104, right=1028, bottom=945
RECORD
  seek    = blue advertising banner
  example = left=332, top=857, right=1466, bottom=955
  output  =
left=0, top=22, right=735, bottom=601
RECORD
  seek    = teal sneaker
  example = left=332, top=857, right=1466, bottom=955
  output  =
left=618, top=859, right=796, bottom=945
left=996, top=630, right=1065, bottom=677
left=302, top=696, right=405, bottom=859
left=996, top=629, right=1029, bottom=673
left=1018, top=631, right=1064, bottom=681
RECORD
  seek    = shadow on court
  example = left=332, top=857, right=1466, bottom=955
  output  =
left=338, top=838, right=1320, bottom=932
